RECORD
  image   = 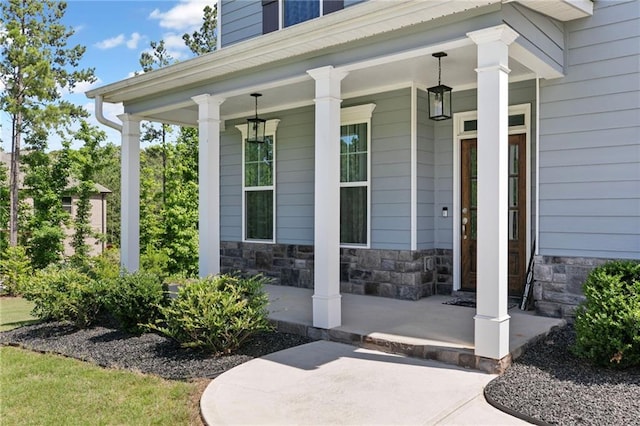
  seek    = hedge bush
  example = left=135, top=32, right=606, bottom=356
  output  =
left=0, top=246, right=31, bottom=296
left=572, top=260, right=640, bottom=369
left=21, top=265, right=106, bottom=328
left=149, top=274, right=271, bottom=354
left=104, top=271, right=168, bottom=334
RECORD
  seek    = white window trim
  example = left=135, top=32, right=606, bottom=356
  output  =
left=452, top=103, right=532, bottom=291
left=236, top=119, right=280, bottom=243
left=340, top=103, right=375, bottom=249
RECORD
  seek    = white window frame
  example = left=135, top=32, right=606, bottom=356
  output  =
left=340, top=103, right=376, bottom=249
left=236, top=119, right=280, bottom=243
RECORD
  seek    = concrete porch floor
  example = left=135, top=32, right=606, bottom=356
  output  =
left=265, top=284, right=565, bottom=373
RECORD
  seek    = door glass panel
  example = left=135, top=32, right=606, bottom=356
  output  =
left=471, top=210, right=477, bottom=240
left=509, top=210, right=518, bottom=240
left=509, top=144, right=519, bottom=174
left=471, top=147, right=477, bottom=177
left=509, top=177, right=518, bottom=207
left=471, top=179, right=477, bottom=208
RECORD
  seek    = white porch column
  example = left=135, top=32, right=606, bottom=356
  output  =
left=467, top=25, right=519, bottom=360
left=192, top=94, right=225, bottom=277
left=118, top=114, right=141, bottom=272
left=307, top=65, right=348, bottom=329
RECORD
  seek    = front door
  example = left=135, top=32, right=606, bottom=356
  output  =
left=460, top=134, right=527, bottom=295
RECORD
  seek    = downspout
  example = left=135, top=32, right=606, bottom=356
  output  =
left=101, top=192, right=106, bottom=253
left=95, top=95, right=123, bottom=132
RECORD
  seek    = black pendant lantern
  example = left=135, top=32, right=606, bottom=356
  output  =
left=427, top=52, right=452, bottom=121
left=247, top=93, right=266, bottom=143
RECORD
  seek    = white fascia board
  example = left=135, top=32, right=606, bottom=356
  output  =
left=86, top=0, right=499, bottom=104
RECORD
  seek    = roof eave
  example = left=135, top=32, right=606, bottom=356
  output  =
left=86, top=0, right=500, bottom=104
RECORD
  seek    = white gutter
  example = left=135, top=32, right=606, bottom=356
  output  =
left=95, top=95, right=122, bottom=132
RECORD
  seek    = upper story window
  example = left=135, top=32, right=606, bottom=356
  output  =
left=284, top=0, right=319, bottom=27
left=263, top=0, right=344, bottom=34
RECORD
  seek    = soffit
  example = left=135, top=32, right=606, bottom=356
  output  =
left=513, top=0, right=593, bottom=21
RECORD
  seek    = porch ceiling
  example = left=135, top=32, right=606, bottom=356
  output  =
left=143, top=43, right=534, bottom=127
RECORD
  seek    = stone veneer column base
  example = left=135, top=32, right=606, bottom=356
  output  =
left=220, top=242, right=454, bottom=301
left=533, top=255, right=617, bottom=319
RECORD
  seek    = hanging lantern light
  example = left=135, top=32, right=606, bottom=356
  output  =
left=427, top=52, right=452, bottom=121
left=247, top=93, right=266, bottom=143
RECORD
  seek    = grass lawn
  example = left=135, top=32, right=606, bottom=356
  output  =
left=0, top=296, right=38, bottom=331
left=1, top=347, right=207, bottom=425
left=0, top=298, right=207, bottom=425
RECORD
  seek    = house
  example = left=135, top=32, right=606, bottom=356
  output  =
left=86, top=0, right=639, bottom=364
left=0, top=152, right=111, bottom=256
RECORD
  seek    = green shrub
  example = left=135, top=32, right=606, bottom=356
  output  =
left=104, top=271, right=167, bottom=334
left=21, top=265, right=106, bottom=328
left=0, top=246, right=31, bottom=296
left=572, top=260, right=640, bottom=369
left=150, top=274, right=271, bottom=354
left=140, top=246, right=170, bottom=281
left=84, top=248, right=121, bottom=281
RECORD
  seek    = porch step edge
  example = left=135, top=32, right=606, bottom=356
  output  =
left=270, top=319, right=513, bottom=374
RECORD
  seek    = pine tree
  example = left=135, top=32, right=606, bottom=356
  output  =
left=183, top=4, right=218, bottom=55
left=0, top=0, right=94, bottom=247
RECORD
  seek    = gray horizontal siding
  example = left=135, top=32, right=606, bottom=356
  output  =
left=538, top=0, right=640, bottom=259
left=220, top=0, right=262, bottom=48
left=220, top=128, right=242, bottom=241
left=275, top=107, right=315, bottom=244
left=502, top=2, right=564, bottom=71
left=417, top=89, right=435, bottom=250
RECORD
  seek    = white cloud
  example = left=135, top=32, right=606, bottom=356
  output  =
left=149, top=0, right=214, bottom=32
left=162, top=32, right=190, bottom=60
left=126, top=32, right=143, bottom=49
left=96, top=33, right=144, bottom=50
left=95, top=34, right=125, bottom=50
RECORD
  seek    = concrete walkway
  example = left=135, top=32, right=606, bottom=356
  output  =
left=201, top=340, right=529, bottom=425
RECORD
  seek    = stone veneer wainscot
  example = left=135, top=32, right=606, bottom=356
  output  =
left=220, top=241, right=453, bottom=301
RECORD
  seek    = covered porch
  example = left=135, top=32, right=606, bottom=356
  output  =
left=265, top=284, right=565, bottom=373
left=86, top=1, right=588, bottom=365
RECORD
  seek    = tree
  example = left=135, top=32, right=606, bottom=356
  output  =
left=183, top=4, right=218, bottom=56
left=139, top=40, right=175, bottom=204
left=69, top=121, right=107, bottom=266
left=161, top=127, right=199, bottom=276
left=21, top=146, right=72, bottom=269
left=0, top=0, right=94, bottom=247
left=0, top=161, right=9, bottom=253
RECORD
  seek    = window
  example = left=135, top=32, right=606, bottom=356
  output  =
left=340, top=104, right=375, bottom=246
left=263, top=0, right=344, bottom=34
left=284, top=0, right=319, bottom=27
left=62, top=196, right=72, bottom=214
left=236, top=120, right=280, bottom=242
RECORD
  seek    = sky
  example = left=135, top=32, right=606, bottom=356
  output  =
left=1, top=0, right=217, bottom=151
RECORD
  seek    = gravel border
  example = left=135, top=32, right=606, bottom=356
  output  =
left=0, top=321, right=311, bottom=380
left=485, top=324, right=640, bottom=426
left=3, top=321, right=639, bottom=425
